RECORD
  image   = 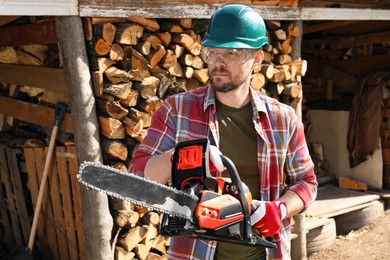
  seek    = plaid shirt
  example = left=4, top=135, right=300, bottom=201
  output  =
left=130, top=86, right=317, bottom=259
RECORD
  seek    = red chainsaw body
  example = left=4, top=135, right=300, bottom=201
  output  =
left=161, top=138, right=276, bottom=248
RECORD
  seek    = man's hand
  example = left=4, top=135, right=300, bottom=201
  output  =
left=250, top=200, right=287, bottom=236
left=208, top=145, right=225, bottom=173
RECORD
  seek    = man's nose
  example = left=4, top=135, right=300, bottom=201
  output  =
left=214, top=55, right=227, bottom=65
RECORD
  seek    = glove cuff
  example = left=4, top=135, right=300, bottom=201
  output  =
left=274, top=200, right=287, bottom=220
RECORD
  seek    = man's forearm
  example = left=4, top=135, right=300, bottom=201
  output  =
left=279, top=190, right=305, bottom=218
left=144, top=149, right=173, bottom=184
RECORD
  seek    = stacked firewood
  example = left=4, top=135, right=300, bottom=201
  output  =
left=84, top=17, right=306, bottom=259
left=110, top=199, right=169, bottom=260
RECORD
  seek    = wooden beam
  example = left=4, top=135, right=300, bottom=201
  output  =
left=0, top=96, right=73, bottom=133
left=303, top=21, right=360, bottom=34
left=331, top=31, right=390, bottom=49
left=0, top=64, right=67, bottom=92
left=327, top=54, right=390, bottom=77
left=0, top=19, right=57, bottom=48
left=0, top=1, right=78, bottom=16
left=78, top=3, right=390, bottom=20
left=0, top=16, right=20, bottom=27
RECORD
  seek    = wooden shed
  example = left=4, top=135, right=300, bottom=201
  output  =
left=0, top=1, right=390, bottom=260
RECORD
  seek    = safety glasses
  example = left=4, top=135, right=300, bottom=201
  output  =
left=201, top=47, right=255, bottom=65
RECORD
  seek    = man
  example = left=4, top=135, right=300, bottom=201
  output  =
left=130, top=4, right=317, bottom=259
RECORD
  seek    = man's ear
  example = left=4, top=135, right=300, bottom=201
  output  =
left=252, top=49, right=264, bottom=70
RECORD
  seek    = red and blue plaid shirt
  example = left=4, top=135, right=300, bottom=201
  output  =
left=130, top=86, right=317, bottom=259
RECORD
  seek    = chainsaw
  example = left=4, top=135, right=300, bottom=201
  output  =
left=78, top=138, right=276, bottom=248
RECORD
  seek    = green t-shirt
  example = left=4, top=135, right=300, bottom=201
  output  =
left=214, top=99, right=266, bottom=259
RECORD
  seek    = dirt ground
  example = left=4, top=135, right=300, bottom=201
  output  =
left=308, top=209, right=390, bottom=260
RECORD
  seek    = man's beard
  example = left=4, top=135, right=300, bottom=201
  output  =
left=210, top=68, right=238, bottom=93
left=211, top=81, right=238, bottom=93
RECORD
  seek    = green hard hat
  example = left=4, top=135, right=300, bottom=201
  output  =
left=201, top=4, right=269, bottom=49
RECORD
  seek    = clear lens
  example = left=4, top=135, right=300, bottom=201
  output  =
left=201, top=47, right=254, bottom=65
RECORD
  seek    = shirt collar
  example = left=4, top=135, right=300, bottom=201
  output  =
left=203, top=85, right=267, bottom=115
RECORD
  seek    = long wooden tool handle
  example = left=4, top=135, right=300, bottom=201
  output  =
left=27, top=125, right=59, bottom=252
left=27, top=102, right=67, bottom=252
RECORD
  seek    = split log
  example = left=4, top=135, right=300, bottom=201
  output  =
left=103, top=82, right=132, bottom=100
left=115, top=246, right=135, bottom=260
left=269, top=29, right=287, bottom=41
left=153, top=72, right=172, bottom=98
left=261, top=63, right=275, bottom=79
left=160, top=49, right=177, bottom=69
left=89, top=37, right=111, bottom=56
left=98, top=116, right=126, bottom=139
left=151, top=235, right=168, bottom=255
left=105, top=160, right=128, bottom=171
left=128, top=69, right=151, bottom=81
left=192, top=68, right=209, bottom=84
left=19, top=44, right=48, bottom=64
left=191, top=56, right=204, bottom=69
left=179, top=53, right=194, bottom=67
left=127, top=18, right=160, bottom=32
left=172, top=44, right=185, bottom=58
left=160, top=22, right=184, bottom=33
left=133, top=76, right=160, bottom=100
left=146, top=44, right=166, bottom=69
left=129, top=108, right=152, bottom=128
left=96, top=99, right=129, bottom=119
left=119, top=89, right=139, bottom=108
left=130, top=47, right=152, bottom=71
left=134, top=41, right=151, bottom=56
left=282, top=82, right=301, bottom=98
left=104, top=66, right=133, bottom=84
left=156, top=31, right=172, bottom=47
left=142, top=33, right=163, bottom=48
left=115, top=209, right=140, bottom=228
left=140, top=212, right=160, bottom=226
left=110, top=199, right=135, bottom=212
left=101, top=137, right=128, bottom=161
left=125, top=114, right=144, bottom=138
left=115, top=23, right=144, bottom=45
left=268, top=67, right=285, bottom=83
left=265, top=82, right=284, bottom=97
left=0, top=46, right=18, bottom=63
left=251, top=73, right=267, bottom=90
left=183, top=66, right=194, bottom=79
left=287, top=60, right=307, bottom=76
left=110, top=43, right=124, bottom=61
left=168, top=62, right=183, bottom=77
left=118, top=225, right=147, bottom=252
left=91, top=57, right=116, bottom=73
left=94, top=23, right=117, bottom=44
left=274, top=54, right=292, bottom=65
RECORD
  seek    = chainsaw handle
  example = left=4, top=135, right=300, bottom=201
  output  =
left=220, top=155, right=253, bottom=241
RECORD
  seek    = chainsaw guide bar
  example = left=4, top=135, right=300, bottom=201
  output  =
left=77, top=161, right=199, bottom=220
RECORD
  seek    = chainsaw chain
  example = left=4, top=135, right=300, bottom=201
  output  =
left=77, top=161, right=198, bottom=220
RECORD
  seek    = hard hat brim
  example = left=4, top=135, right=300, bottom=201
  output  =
left=201, top=38, right=269, bottom=49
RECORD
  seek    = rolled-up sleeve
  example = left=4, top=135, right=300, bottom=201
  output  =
left=284, top=115, right=318, bottom=210
left=129, top=99, right=176, bottom=176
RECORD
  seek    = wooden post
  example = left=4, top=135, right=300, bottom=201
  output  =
left=291, top=213, right=307, bottom=260
left=290, top=20, right=303, bottom=120
left=56, top=16, right=114, bottom=260
left=290, top=20, right=307, bottom=260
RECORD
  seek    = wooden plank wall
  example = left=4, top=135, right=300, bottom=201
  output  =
left=21, top=145, right=85, bottom=260
left=0, top=145, right=30, bottom=249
